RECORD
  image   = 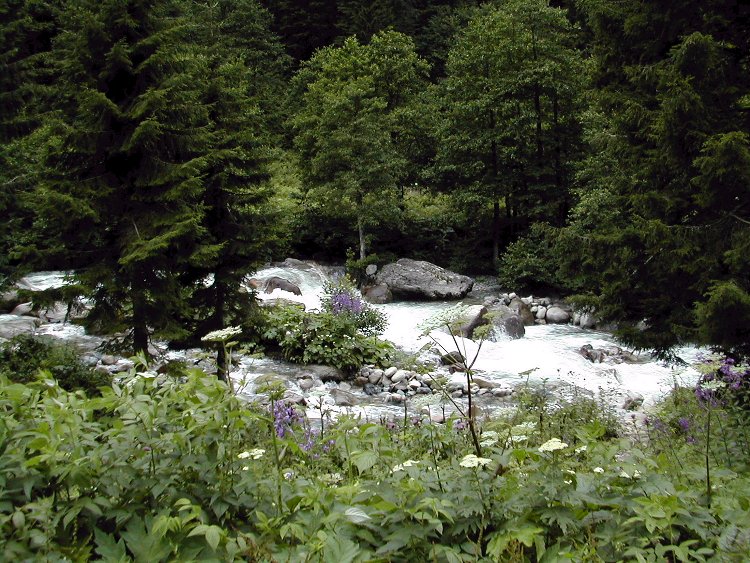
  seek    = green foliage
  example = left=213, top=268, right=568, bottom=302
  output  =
left=499, top=223, right=567, bottom=291
left=2, top=363, right=750, bottom=561
left=436, top=0, right=586, bottom=264
left=560, top=0, right=750, bottom=359
left=262, top=305, right=392, bottom=373
left=290, top=30, right=430, bottom=260
left=0, top=335, right=109, bottom=396
left=696, top=282, right=750, bottom=359
left=320, top=276, right=387, bottom=337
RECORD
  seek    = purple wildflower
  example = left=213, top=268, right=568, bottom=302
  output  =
left=271, top=400, right=303, bottom=438
left=301, top=427, right=317, bottom=452
left=330, top=289, right=365, bottom=315
left=677, top=417, right=691, bottom=433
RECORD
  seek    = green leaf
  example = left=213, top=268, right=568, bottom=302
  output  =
left=94, top=528, right=129, bottom=562
left=323, top=534, right=361, bottom=563
left=205, top=525, right=222, bottom=551
left=350, top=450, right=378, bottom=473
left=344, top=507, right=371, bottom=524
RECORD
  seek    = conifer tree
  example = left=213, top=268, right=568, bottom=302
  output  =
left=566, top=0, right=750, bottom=358
left=177, top=0, right=288, bottom=375
left=0, top=0, right=63, bottom=286
left=35, top=0, right=213, bottom=353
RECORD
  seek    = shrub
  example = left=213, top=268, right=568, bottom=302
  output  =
left=0, top=334, right=110, bottom=395
left=498, top=222, right=566, bottom=291
left=261, top=305, right=392, bottom=374
left=2, top=368, right=750, bottom=561
left=320, top=276, right=387, bottom=336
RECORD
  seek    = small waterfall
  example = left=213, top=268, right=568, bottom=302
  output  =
left=250, top=261, right=337, bottom=311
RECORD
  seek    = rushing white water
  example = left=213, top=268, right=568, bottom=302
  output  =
left=251, top=263, right=702, bottom=406
left=381, top=305, right=701, bottom=404
left=250, top=263, right=338, bottom=311
left=15, top=271, right=74, bottom=291
left=3, top=265, right=702, bottom=410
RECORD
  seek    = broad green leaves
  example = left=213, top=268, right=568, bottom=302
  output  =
left=291, top=30, right=429, bottom=259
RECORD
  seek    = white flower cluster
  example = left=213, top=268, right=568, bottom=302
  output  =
left=513, top=421, right=537, bottom=432
left=238, top=448, right=265, bottom=460
left=480, top=431, right=500, bottom=447
left=202, top=326, right=242, bottom=342
left=459, top=454, right=493, bottom=468
left=505, top=435, right=528, bottom=446
left=418, top=304, right=473, bottom=335
left=392, top=459, right=420, bottom=472
left=701, top=379, right=727, bottom=391
left=593, top=467, right=604, bottom=474
left=538, top=438, right=568, bottom=453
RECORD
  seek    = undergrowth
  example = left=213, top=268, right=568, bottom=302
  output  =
left=0, top=355, right=749, bottom=561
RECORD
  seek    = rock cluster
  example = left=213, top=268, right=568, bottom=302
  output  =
left=353, top=365, right=515, bottom=405
left=487, top=293, right=573, bottom=326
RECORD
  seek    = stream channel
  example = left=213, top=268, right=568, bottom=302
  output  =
left=1, top=263, right=703, bottom=423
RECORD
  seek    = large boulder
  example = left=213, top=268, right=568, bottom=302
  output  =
left=545, top=305, right=571, bottom=324
left=374, top=259, right=474, bottom=300
left=508, top=297, right=535, bottom=326
left=446, top=305, right=489, bottom=339
left=264, top=276, right=302, bottom=296
left=0, top=315, right=42, bottom=340
left=483, top=301, right=525, bottom=339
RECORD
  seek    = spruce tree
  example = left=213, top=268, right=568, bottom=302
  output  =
left=0, top=0, right=63, bottom=286
left=566, top=0, right=750, bottom=358
left=35, top=0, right=212, bottom=353
left=177, top=0, right=288, bottom=376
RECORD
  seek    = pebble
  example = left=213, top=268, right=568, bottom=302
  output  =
left=391, top=369, right=409, bottom=383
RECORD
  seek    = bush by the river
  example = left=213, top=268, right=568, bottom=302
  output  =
left=261, top=279, right=392, bottom=374
left=2, top=355, right=750, bottom=560
left=0, top=334, right=110, bottom=396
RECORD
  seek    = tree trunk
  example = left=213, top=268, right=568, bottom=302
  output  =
left=214, top=272, right=227, bottom=381
left=132, top=279, right=149, bottom=355
left=492, top=198, right=501, bottom=267
left=489, top=108, right=501, bottom=268
left=552, top=92, right=565, bottom=224
left=358, top=215, right=366, bottom=260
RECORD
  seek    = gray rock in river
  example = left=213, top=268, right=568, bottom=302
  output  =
left=483, top=302, right=525, bottom=340
left=545, top=305, right=571, bottom=324
left=264, top=276, right=302, bottom=296
left=374, top=258, right=474, bottom=300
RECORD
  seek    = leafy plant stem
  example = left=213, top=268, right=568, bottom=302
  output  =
left=269, top=396, right=284, bottom=516
left=706, top=407, right=712, bottom=509
left=428, top=425, right=444, bottom=493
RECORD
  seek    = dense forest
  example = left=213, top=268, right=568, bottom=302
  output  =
left=4, top=2, right=750, bottom=561
left=2, top=0, right=750, bottom=359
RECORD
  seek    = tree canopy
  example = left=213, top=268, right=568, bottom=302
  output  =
left=2, top=0, right=750, bottom=360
